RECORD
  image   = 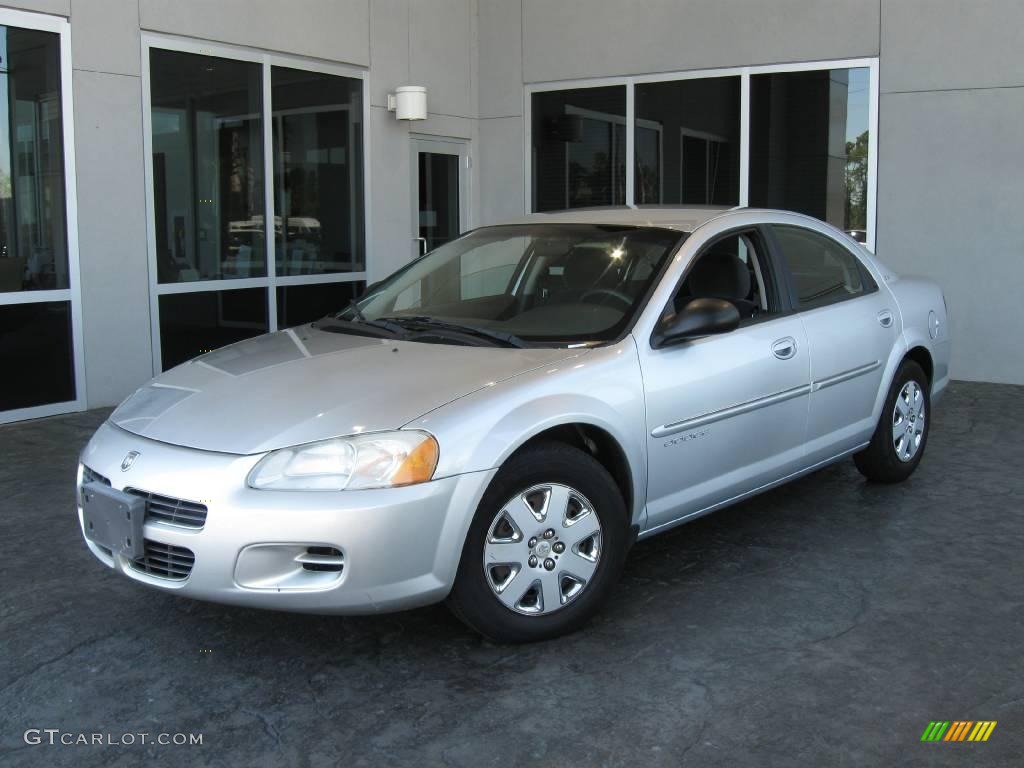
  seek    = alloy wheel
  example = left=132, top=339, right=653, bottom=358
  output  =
left=482, top=483, right=603, bottom=616
left=892, top=379, right=926, bottom=462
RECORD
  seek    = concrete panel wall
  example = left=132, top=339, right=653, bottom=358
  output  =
left=478, top=0, right=522, bottom=118
left=475, top=0, right=524, bottom=224
left=138, top=0, right=371, bottom=65
left=70, top=0, right=140, bottom=76
left=478, top=116, right=524, bottom=225
left=876, top=0, right=1024, bottom=383
left=521, top=0, right=880, bottom=83
left=877, top=88, right=1024, bottom=384
left=367, top=0, right=479, bottom=282
left=69, top=0, right=152, bottom=406
left=881, top=0, right=1024, bottom=92
left=0, top=0, right=69, bottom=15
left=410, top=0, right=476, bottom=118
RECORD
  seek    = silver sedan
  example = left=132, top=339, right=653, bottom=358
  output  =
left=77, top=207, right=950, bottom=642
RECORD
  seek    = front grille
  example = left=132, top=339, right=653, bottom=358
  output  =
left=81, top=465, right=207, bottom=529
left=126, top=489, right=208, bottom=529
left=129, top=540, right=195, bottom=581
left=82, top=465, right=111, bottom=486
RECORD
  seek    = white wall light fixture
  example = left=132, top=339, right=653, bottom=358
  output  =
left=387, top=85, right=427, bottom=120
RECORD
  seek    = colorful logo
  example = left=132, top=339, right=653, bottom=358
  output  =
left=921, top=721, right=997, bottom=742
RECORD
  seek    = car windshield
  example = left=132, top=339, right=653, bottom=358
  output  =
left=330, top=224, right=683, bottom=345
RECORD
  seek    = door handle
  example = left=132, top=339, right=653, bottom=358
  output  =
left=414, top=236, right=427, bottom=256
left=771, top=337, right=797, bottom=360
left=877, top=309, right=894, bottom=328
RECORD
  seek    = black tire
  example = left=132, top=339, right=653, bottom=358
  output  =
left=446, top=441, right=629, bottom=643
left=854, top=359, right=930, bottom=483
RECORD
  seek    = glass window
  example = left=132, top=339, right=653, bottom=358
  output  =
left=276, top=281, right=364, bottom=329
left=674, top=232, right=776, bottom=321
left=150, top=50, right=265, bottom=283
left=771, top=225, right=872, bottom=310
left=418, top=152, right=459, bottom=252
left=0, top=26, right=68, bottom=292
left=271, top=66, right=364, bottom=276
left=158, top=288, right=267, bottom=369
left=0, top=301, right=74, bottom=409
left=147, top=49, right=369, bottom=372
left=750, top=68, right=870, bottom=239
left=346, top=224, right=682, bottom=344
left=634, top=77, right=740, bottom=206
left=459, top=237, right=528, bottom=300
left=531, top=86, right=626, bottom=211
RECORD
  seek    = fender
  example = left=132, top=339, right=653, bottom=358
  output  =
left=881, top=274, right=952, bottom=412
left=403, top=338, right=649, bottom=528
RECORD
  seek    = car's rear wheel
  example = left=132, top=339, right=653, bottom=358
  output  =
left=447, top=442, right=628, bottom=643
left=854, top=359, right=930, bottom=483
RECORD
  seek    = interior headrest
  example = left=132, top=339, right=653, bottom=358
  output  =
left=688, top=250, right=751, bottom=301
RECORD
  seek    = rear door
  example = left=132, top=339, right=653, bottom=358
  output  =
left=638, top=227, right=811, bottom=533
left=767, top=223, right=898, bottom=463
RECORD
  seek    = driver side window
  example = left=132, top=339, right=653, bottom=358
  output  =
left=672, top=231, right=778, bottom=321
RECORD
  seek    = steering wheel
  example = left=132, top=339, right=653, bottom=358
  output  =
left=579, top=288, right=634, bottom=311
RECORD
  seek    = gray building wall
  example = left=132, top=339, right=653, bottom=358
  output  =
left=1, top=0, right=482, bottom=409
left=477, top=0, right=1024, bottom=385
left=1, top=0, right=1019, bottom=416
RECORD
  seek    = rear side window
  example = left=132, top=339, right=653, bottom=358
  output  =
left=771, top=225, right=875, bottom=310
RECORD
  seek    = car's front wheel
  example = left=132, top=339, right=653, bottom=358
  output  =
left=854, top=358, right=930, bottom=483
left=447, top=442, right=628, bottom=643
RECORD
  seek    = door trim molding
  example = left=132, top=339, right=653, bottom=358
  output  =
left=811, top=360, right=881, bottom=392
left=651, top=383, right=811, bottom=438
left=651, top=359, right=882, bottom=438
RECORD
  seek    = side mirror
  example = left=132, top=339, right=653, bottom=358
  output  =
left=653, top=297, right=740, bottom=348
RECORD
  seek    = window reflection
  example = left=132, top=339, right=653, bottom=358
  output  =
left=150, top=50, right=265, bottom=283
left=271, top=66, right=364, bottom=275
left=0, top=26, right=68, bottom=292
left=531, top=86, right=626, bottom=211
left=634, top=77, right=740, bottom=206
left=750, top=68, right=870, bottom=238
left=0, top=301, right=74, bottom=408
left=418, top=152, right=459, bottom=252
left=158, top=288, right=267, bottom=369
left=276, top=281, right=364, bottom=329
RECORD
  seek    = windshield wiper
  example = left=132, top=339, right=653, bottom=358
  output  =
left=315, top=303, right=409, bottom=339
left=382, top=316, right=528, bottom=348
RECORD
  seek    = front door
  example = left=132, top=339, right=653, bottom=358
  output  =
left=639, top=228, right=811, bottom=533
left=412, top=138, right=469, bottom=258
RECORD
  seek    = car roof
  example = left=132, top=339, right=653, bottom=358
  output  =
left=501, top=205, right=736, bottom=233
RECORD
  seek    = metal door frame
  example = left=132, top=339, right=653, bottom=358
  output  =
left=411, top=136, right=470, bottom=259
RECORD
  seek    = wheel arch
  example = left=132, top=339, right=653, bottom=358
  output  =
left=508, top=422, right=636, bottom=534
left=905, top=345, right=934, bottom=386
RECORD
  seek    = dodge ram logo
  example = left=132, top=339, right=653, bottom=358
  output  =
left=121, top=451, right=140, bottom=472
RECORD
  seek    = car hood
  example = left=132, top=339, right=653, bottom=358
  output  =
left=111, top=326, right=584, bottom=455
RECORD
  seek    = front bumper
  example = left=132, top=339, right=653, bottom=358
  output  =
left=77, top=422, right=496, bottom=614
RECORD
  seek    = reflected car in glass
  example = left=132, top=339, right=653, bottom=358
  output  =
left=77, top=207, right=951, bottom=642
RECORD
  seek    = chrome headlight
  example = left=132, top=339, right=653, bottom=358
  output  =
left=247, top=430, right=439, bottom=491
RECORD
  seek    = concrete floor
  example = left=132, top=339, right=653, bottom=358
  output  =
left=0, top=380, right=1021, bottom=767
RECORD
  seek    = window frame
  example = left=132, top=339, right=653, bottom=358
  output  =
left=524, top=57, right=879, bottom=251
left=653, top=224, right=789, bottom=348
left=0, top=8, right=85, bottom=424
left=764, top=223, right=880, bottom=313
left=141, top=33, right=370, bottom=374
